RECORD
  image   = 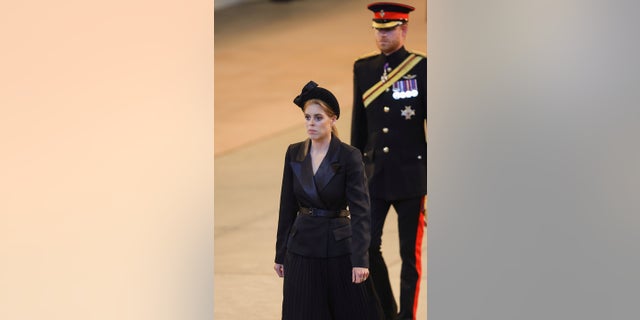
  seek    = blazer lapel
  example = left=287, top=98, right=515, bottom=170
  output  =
left=290, top=139, right=323, bottom=205
left=313, top=136, right=342, bottom=193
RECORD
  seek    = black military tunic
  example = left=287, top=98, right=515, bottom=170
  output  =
left=351, top=46, right=427, bottom=201
left=351, top=45, right=427, bottom=320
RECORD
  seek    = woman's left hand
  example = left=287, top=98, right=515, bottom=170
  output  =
left=352, top=267, right=369, bottom=284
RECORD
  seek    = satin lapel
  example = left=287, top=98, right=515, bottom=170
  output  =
left=290, top=139, right=323, bottom=204
left=313, top=136, right=342, bottom=193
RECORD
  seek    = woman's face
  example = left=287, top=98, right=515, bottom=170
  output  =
left=304, top=103, right=334, bottom=141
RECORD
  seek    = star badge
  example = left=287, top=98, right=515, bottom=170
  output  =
left=401, top=106, right=415, bottom=120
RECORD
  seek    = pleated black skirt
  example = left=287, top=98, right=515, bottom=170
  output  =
left=282, top=252, right=383, bottom=320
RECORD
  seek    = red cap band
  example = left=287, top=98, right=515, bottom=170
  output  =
left=373, top=11, right=409, bottom=20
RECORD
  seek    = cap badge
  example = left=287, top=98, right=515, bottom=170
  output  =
left=401, top=106, right=416, bottom=120
left=379, top=10, right=385, bottom=18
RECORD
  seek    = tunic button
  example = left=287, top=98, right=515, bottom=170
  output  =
left=363, top=152, right=368, bottom=157
left=382, top=128, right=389, bottom=133
left=417, top=155, right=422, bottom=159
left=383, top=106, right=390, bottom=113
left=383, top=147, right=389, bottom=153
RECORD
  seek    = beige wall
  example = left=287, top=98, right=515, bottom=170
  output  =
left=1, top=1, right=213, bottom=319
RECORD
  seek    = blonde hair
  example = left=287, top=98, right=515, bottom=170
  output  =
left=303, top=99, right=339, bottom=137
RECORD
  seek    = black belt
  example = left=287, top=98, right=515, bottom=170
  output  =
left=298, top=207, right=350, bottom=218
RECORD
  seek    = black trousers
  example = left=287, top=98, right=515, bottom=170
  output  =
left=369, top=196, right=426, bottom=320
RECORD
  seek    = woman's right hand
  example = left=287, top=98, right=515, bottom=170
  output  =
left=274, top=263, right=285, bottom=277
left=352, top=267, right=369, bottom=284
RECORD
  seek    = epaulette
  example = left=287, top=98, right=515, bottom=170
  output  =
left=355, top=51, right=380, bottom=62
left=407, top=49, right=427, bottom=58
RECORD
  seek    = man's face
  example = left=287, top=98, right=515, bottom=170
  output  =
left=374, top=24, right=407, bottom=55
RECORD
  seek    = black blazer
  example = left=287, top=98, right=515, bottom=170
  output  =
left=351, top=46, right=427, bottom=200
left=275, top=136, right=371, bottom=268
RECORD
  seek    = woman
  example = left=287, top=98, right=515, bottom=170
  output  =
left=274, top=81, right=382, bottom=319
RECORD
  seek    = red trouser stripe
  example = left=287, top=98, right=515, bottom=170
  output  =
left=412, top=196, right=426, bottom=319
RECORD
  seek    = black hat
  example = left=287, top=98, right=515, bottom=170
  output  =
left=367, top=2, right=415, bottom=29
left=293, top=81, right=340, bottom=119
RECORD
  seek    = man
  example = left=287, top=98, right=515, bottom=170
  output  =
left=350, top=3, right=427, bottom=320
